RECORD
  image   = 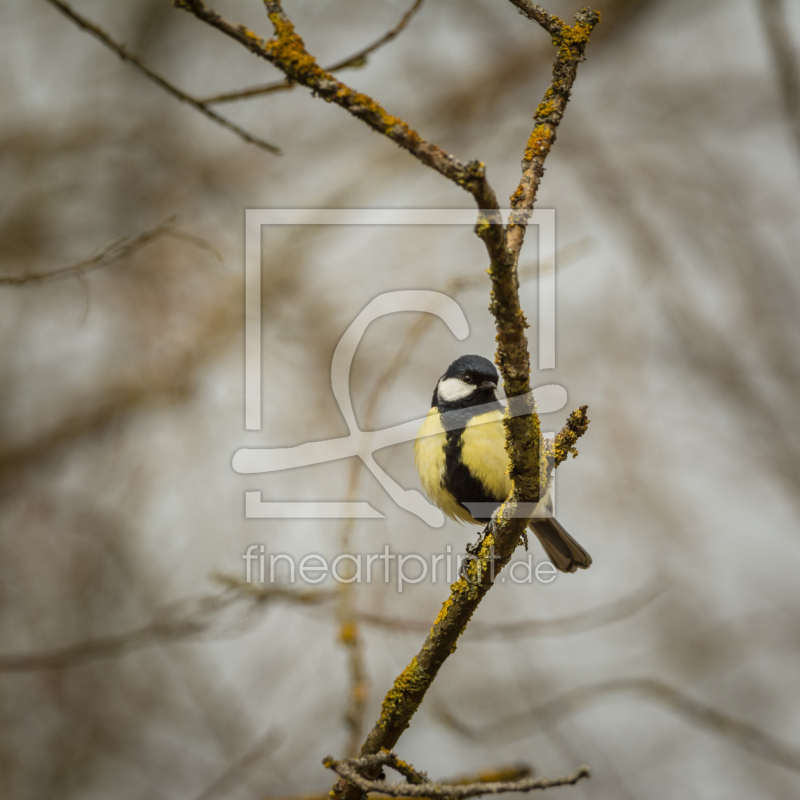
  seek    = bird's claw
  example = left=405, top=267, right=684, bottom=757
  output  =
left=466, top=520, right=495, bottom=556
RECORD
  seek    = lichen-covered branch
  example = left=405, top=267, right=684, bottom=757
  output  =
left=335, top=402, right=590, bottom=798
left=507, top=0, right=564, bottom=36
left=44, top=0, right=281, bottom=154
left=507, top=6, right=601, bottom=259
left=175, top=0, right=499, bottom=209
left=487, top=4, right=599, bottom=576
left=551, top=405, right=590, bottom=467
left=200, top=0, right=425, bottom=105
left=323, top=752, right=590, bottom=798
left=264, top=764, right=533, bottom=800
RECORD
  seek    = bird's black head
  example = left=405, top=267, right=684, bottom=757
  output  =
left=433, top=354, right=500, bottom=410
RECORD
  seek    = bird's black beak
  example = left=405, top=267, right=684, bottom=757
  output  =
left=478, top=380, right=497, bottom=391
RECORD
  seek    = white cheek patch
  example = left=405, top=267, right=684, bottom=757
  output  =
left=437, top=377, right=475, bottom=403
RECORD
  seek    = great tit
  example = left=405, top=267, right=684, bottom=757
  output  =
left=414, top=355, right=591, bottom=573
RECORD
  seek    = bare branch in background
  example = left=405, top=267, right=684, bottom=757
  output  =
left=194, top=729, right=284, bottom=800
left=450, top=678, right=800, bottom=775
left=43, top=0, right=281, bottom=154
left=323, top=751, right=589, bottom=798
left=0, top=581, right=333, bottom=672
left=0, top=298, right=235, bottom=483
left=0, top=217, right=219, bottom=287
left=200, top=0, right=425, bottom=105
left=356, top=577, right=668, bottom=640
left=335, top=523, right=370, bottom=758
left=0, top=575, right=662, bottom=675
left=759, top=0, right=800, bottom=159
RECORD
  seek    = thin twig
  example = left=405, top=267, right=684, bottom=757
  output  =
left=443, top=765, right=533, bottom=785
left=200, top=0, right=425, bottom=105
left=43, top=0, right=281, bottom=154
left=0, top=217, right=218, bottom=287
left=323, top=752, right=589, bottom=798
left=507, top=1, right=564, bottom=36
left=506, top=6, right=601, bottom=260
left=551, top=405, right=590, bottom=467
left=263, top=766, right=533, bottom=800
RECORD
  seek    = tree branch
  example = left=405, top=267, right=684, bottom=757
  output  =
left=175, top=0, right=498, bottom=209
left=263, top=765, right=534, bottom=800
left=200, top=0, right=425, bottom=105
left=506, top=0, right=565, bottom=36
left=551, top=405, right=590, bottom=467
left=0, top=217, right=218, bottom=287
left=506, top=6, right=601, bottom=259
left=323, top=752, right=590, bottom=798
left=44, top=0, right=281, bottom=154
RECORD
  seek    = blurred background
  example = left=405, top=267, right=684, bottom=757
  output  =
left=2, top=0, right=800, bottom=798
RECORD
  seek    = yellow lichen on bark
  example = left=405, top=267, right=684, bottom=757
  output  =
left=523, top=124, right=553, bottom=164
left=377, top=657, right=430, bottom=731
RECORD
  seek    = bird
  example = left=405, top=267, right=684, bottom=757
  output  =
left=414, top=354, right=591, bottom=573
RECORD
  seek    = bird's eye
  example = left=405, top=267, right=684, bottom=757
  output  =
left=462, top=374, right=474, bottom=384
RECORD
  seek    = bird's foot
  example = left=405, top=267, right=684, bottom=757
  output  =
left=466, top=521, right=494, bottom=556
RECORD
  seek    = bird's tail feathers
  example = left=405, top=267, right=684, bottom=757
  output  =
left=528, top=518, right=592, bottom=573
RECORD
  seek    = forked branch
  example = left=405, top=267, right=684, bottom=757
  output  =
left=324, top=752, right=590, bottom=798
left=200, top=0, right=426, bottom=104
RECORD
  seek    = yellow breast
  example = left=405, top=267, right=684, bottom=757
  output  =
left=461, top=409, right=512, bottom=502
left=414, top=407, right=511, bottom=524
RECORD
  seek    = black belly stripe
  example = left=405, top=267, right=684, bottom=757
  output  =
left=442, top=428, right=503, bottom=522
